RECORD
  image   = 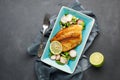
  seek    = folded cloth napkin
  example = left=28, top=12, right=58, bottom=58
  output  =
left=27, top=0, right=99, bottom=80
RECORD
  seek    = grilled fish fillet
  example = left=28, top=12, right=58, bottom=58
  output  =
left=51, top=25, right=82, bottom=42
left=50, top=25, right=83, bottom=52
left=60, top=31, right=82, bottom=52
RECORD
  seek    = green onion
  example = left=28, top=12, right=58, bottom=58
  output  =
left=66, top=22, right=70, bottom=27
left=65, top=13, right=68, bottom=16
left=70, top=56, right=76, bottom=61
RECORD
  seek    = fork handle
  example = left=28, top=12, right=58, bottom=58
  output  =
left=37, top=34, right=45, bottom=57
left=37, top=44, right=44, bottom=57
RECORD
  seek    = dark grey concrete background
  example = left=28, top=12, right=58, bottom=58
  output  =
left=0, top=0, right=120, bottom=80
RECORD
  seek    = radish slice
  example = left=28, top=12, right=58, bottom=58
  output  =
left=69, top=50, right=77, bottom=58
left=51, top=55, right=56, bottom=60
left=56, top=55, right=61, bottom=60
left=61, top=14, right=73, bottom=23
left=60, top=57, right=67, bottom=64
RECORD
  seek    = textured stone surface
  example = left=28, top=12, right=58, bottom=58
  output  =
left=0, top=0, right=120, bottom=80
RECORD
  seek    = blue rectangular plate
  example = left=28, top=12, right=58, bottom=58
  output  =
left=41, top=6, right=95, bottom=74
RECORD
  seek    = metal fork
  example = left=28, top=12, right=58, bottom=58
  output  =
left=37, top=13, right=50, bottom=57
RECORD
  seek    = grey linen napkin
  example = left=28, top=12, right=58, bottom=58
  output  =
left=27, top=0, right=99, bottom=80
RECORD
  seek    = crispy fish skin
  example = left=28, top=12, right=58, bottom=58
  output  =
left=50, top=25, right=82, bottom=42
left=60, top=31, right=82, bottom=52
left=51, top=30, right=80, bottom=41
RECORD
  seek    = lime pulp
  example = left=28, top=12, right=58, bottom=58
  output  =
left=89, top=52, right=104, bottom=67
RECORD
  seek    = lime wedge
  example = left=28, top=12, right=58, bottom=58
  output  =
left=89, top=52, right=104, bottom=67
left=50, top=41, right=62, bottom=55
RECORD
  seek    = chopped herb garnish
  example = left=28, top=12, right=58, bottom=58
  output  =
left=70, top=56, right=76, bottom=61
left=65, top=13, right=68, bottom=16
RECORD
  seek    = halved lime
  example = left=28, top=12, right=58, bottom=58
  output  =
left=89, top=52, right=104, bottom=67
left=50, top=41, right=62, bottom=55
